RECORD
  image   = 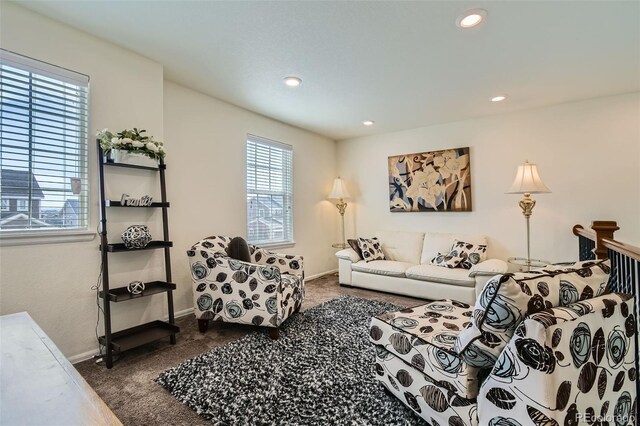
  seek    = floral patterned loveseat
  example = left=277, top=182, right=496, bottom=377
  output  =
left=188, top=235, right=304, bottom=339
left=369, top=260, right=637, bottom=425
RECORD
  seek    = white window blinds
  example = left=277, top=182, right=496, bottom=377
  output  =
left=0, top=50, right=89, bottom=233
left=246, top=135, right=293, bottom=245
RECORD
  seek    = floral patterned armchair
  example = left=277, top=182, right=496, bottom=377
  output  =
left=188, top=235, right=304, bottom=339
left=369, top=260, right=637, bottom=425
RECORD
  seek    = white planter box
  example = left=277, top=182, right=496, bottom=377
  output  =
left=110, top=149, right=158, bottom=168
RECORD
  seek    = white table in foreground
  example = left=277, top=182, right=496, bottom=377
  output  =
left=0, top=312, right=122, bottom=426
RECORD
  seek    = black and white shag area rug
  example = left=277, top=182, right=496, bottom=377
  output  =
left=156, top=295, right=427, bottom=425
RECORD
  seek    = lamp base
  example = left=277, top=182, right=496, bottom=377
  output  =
left=332, top=243, right=349, bottom=249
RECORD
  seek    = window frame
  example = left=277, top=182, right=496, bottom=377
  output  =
left=15, top=199, right=28, bottom=212
left=0, top=49, right=95, bottom=246
left=245, top=134, right=294, bottom=248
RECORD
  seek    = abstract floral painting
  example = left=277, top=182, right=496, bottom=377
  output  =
left=388, top=147, right=471, bottom=212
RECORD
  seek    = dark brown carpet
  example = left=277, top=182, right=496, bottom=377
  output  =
left=75, top=274, right=426, bottom=425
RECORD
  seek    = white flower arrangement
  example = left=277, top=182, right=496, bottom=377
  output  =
left=97, top=128, right=166, bottom=160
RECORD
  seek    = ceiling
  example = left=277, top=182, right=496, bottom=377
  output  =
left=14, top=0, right=640, bottom=140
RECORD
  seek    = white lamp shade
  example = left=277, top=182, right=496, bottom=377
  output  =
left=507, top=162, right=551, bottom=194
left=328, top=177, right=351, bottom=199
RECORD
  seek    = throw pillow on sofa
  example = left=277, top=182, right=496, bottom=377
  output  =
left=347, top=239, right=364, bottom=259
left=357, top=237, right=385, bottom=262
left=430, top=240, right=487, bottom=269
left=431, top=252, right=463, bottom=268
left=453, top=240, right=488, bottom=269
left=453, top=259, right=610, bottom=368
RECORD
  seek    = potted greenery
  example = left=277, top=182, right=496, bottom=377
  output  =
left=97, top=128, right=166, bottom=167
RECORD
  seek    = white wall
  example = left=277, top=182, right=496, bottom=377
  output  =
left=163, top=81, right=338, bottom=314
left=0, top=4, right=338, bottom=360
left=0, top=3, right=166, bottom=360
left=337, top=93, right=640, bottom=262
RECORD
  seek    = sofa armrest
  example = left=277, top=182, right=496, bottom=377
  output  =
left=478, top=293, right=635, bottom=425
left=468, top=258, right=508, bottom=277
left=336, top=248, right=360, bottom=263
left=251, top=247, right=304, bottom=277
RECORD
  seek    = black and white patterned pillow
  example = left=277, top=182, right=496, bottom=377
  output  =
left=431, top=252, right=463, bottom=268
left=454, top=259, right=611, bottom=368
left=451, top=240, right=487, bottom=269
left=357, top=237, right=385, bottom=262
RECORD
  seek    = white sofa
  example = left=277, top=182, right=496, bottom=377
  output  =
left=335, top=230, right=507, bottom=304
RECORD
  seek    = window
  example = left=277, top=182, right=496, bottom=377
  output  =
left=246, top=135, right=293, bottom=246
left=16, top=199, right=27, bottom=212
left=0, top=50, right=89, bottom=234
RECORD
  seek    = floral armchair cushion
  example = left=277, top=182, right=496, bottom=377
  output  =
left=454, top=260, right=610, bottom=368
left=478, top=293, right=636, bottom=425
left=188, top=236, right=304, bottom=328
left=370, top=299, right=482, bottom=399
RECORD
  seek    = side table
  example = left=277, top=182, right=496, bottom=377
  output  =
left=507, top=257, right=550, bottom=273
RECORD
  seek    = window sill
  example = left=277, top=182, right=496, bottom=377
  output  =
left=0, top=229, right=97, bottom=247
left=251, top=241, right=296, bottom=250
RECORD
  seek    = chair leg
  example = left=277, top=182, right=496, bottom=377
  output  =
left=197, top=319, right=209, bottom=333
left=268, top=328, right=279, bottom=340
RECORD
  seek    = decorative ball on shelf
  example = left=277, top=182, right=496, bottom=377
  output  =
left=127, top=280, right=145, bottom=295
left=121, top=225, right=152, bottom=249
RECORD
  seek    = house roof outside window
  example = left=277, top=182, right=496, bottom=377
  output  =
left=1, top=169, right=45, bottom=199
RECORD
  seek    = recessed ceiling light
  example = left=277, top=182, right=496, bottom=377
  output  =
left=456, top=9, right=487, bottom=28
left=362, top=120, right=375, bottom=126
left=491, top=95, right=507, bottom=102
left=283, top=76, right=302, bottom=87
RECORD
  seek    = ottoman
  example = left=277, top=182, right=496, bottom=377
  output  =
left=369, top=299, right=480, bottom=426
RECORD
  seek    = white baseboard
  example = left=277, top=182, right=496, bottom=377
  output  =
left=68, top=348, right=101, bottom=365
left=306, top=269, right=338, bottom=281
left=68, top=274, right=333, bottom=364
left=174, top=307, right=195, bottom=318
left=68, top=307, right=195, bottom=364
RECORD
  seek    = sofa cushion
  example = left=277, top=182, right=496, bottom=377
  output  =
left=357, top=237, right=385, bottom=262
left=376, top=230, right=425, bottom=264
left=369, top=299, right=482, bottom=399
left=454, top=259, right=610, bottom=369
left=421, top=232, right=487, bottom=265
left=406, top=264, right=475, bottom=287
left=352, top=260, right=415, bottom=277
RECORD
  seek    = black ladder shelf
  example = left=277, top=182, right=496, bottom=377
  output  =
left=96, top=140, right=178, bottom=369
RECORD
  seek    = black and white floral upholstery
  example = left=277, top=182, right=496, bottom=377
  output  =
left=431, top=240, right=487, bottom=270
left=431, top=253, right=464, bottom=269
left=369, top=259, right=636, bottom=425
left=478, top=293, right=636, bottom=425
left=188, top=235, right=304, bottom=328
left=453, top=240, right=488, bottom=270
left=370, top=300, right=481, bottom=399
left=357, top=237, right=385, bottom=262
left=375, top=346, right=478, bottom=426
left=454, top=260, right=610, bottom=368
